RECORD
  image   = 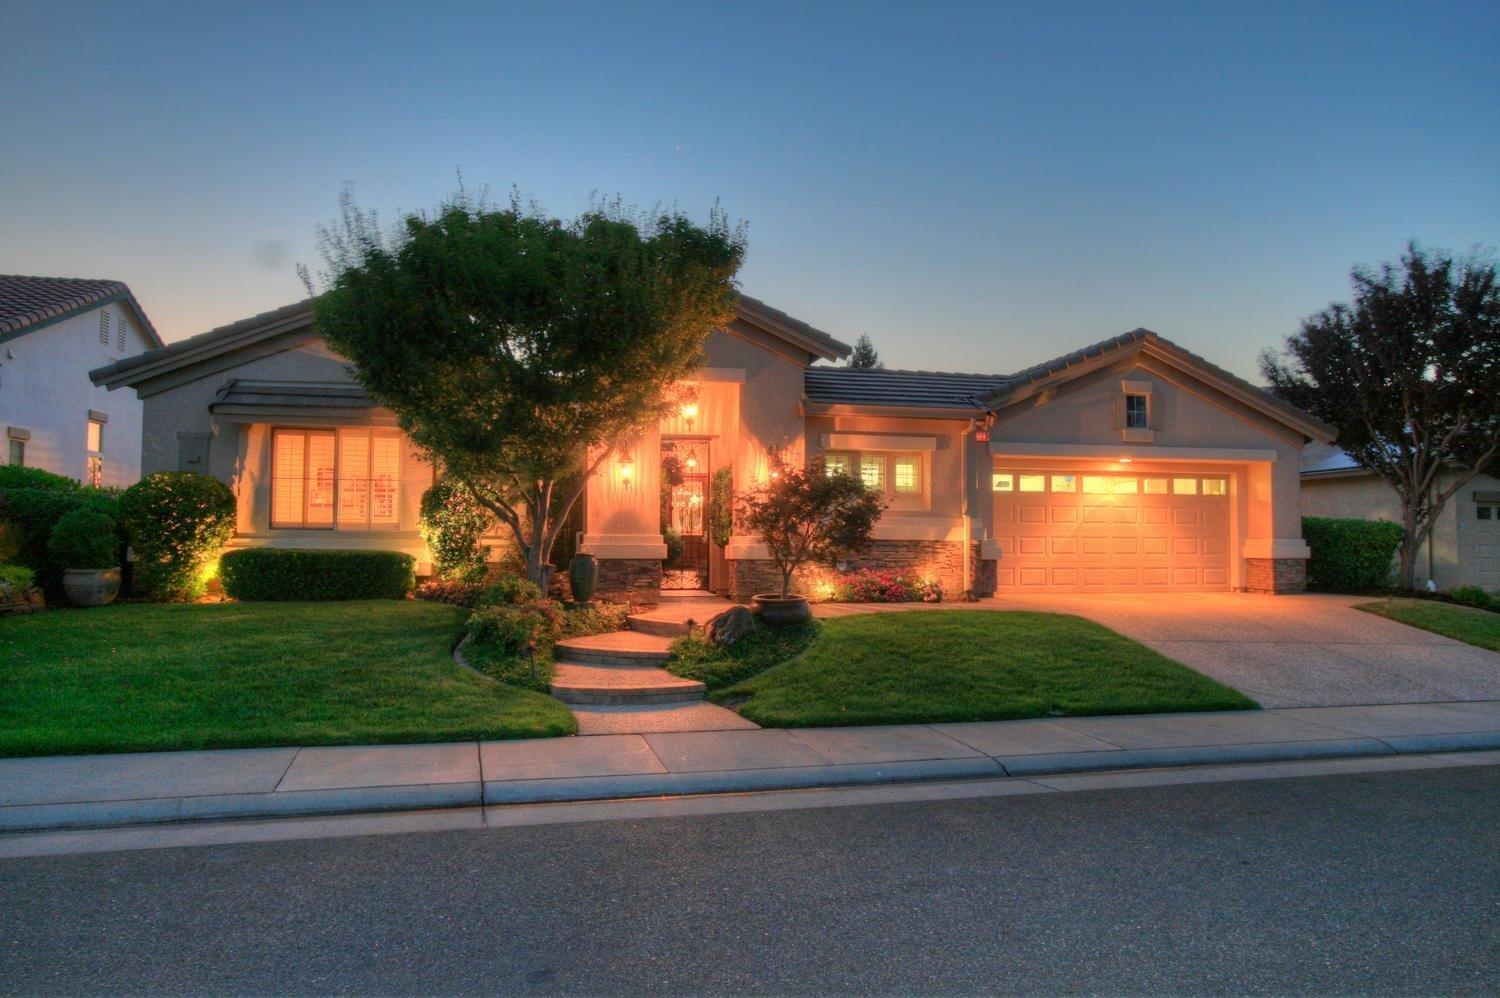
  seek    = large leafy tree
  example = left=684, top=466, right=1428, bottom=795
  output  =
left=308, top=190, right=745, bottom=585
left=1261, top=244, right=1499, bottom=590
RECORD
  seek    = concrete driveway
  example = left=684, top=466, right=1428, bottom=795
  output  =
left=991, top=592, right=1500, bottom=708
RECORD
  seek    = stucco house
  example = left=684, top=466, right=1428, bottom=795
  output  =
left=91, top=296, right=1332, bottom=600
left=1300, top=443, right=1500, bottom=592
left=1, top=275, right=162, bottom=486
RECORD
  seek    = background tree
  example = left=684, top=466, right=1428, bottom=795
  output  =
left=309, top=189, right=745, bottom=586
left=738, top=459, right=886, bottom=597
left=847, top=333, right=884, bottom=369
left=1261, top=243, right=1499, bottom=590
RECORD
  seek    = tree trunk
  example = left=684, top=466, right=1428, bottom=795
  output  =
left=1396, top=534, right=1420, bottom=592
left=780, top=567, right=793, bottom=598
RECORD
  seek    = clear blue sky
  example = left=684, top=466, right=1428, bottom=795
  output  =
left=2, top=0, right=1495, bottom=380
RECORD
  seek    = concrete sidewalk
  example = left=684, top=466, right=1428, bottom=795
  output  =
left=3, top=700, right=1497, bottom=833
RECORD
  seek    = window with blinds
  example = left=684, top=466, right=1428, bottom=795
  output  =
left=272, top=428, right=398, bottom=529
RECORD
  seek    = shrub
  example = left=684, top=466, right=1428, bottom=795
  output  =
left=1448, top=586, right=1495, bottom=611
left=708, top=467, right=733, bottom=547
left=475, top=574, right=543, bottom=609
left=0, top=564, right=35, bottom=593
left=46, top=509, right=120, bottom=570
left=419, top=478, right=491, bottom=583
left=120, top=472, right=236, bottom=600
left=462, top=599, right=628, bottom=690
left=219, top=548, right=416, bottom=601
left=667, top=619, right=820, bottom=692
left=1302, top=517, right=1405, bottom=591
left=414, top=578, right=489, bottom=607
left=0, top=487, right=121, bottom=587
left=738, top=460, right=886, bottom=597
left=826, top=569, right=943, bottom=603
left=0, top=466, right=80, bottom=492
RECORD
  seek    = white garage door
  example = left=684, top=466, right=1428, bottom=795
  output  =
left=1469, top=498, right=1500, bottom=591
left=993, top=470, right=1231, bottom=593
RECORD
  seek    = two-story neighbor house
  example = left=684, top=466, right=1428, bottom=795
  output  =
left=91, top=295, right=1331, bottom=600
left=1, top=276, right=162, bottom=486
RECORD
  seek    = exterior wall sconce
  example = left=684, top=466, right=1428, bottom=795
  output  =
left=679, top=402, right=698, bottom=430
left=617, top=452, right=635, bottom=489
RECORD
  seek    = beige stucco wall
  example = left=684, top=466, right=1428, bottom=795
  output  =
left=1301, top=470, right=1500, bottom=590
left=804, top=412, right=969, bottom=541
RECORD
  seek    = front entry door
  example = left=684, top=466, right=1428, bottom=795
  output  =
left=662, top=441, right=710, bottom=590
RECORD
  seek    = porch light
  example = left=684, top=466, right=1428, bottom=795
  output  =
left=679, top=402, right=699, bottom=430
left=617, top=452, right=635, bottom=489
left=1119, top=457, right=1133, bottom=464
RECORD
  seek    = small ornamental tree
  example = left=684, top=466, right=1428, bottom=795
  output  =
left=1262, top=244, right=1499, bottom=589
left=308, top=188, right=745, bottom=588
left=738, top=459, right=886, bottom=597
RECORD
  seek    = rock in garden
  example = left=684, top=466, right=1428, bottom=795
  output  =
left=706, top=605, right=755, bottom=645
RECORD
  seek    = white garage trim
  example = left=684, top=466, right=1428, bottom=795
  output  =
left=989, top=441, right=1278, bottom=463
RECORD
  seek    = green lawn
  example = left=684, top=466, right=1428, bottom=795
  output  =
left=0, top=600, right=576, bottom=757
left=666, top=620, right=820, bottom=692
left=718, top=610, right=1255, bottom=727
left=1356, top=598, right=1500, bottom=651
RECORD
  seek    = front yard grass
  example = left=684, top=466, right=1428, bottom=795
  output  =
left=0, top=600, right=577, bottom=757
left=1356, top=598, right=1499, bottom=651
left=719, top=610, right=1255, bottom=727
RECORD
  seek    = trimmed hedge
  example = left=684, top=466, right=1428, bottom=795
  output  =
left=0, top=487, right=121, bottom=588
left=47, top=508, right=121, bottom=570
left=219, top=548, right=416, bottom=601
left=1303, top=516, right=1405, bottom=591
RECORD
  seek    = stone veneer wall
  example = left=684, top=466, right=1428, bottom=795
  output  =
left=595, top=558, right=662, bottom=603
left=727, top=540, right=974, bottom=602
left=1244, top=557, right=1307, bottom=594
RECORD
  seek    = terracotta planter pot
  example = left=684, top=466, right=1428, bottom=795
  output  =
left=63, top=567, right=121, bottom=607
left=751, top=593, right=812, bottom=626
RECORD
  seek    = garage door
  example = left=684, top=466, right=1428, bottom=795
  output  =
left=992, top=471, right=1231, bottom=593
left=1469, top=497, right=1500, bottom=591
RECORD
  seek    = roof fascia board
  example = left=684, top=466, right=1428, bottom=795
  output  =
left=93, top=314, right=317, bottom=392
left=804, top=401, right=978, bottom=420
left=1140, top=339, right=1335, bottom=442
left=128, top=328, right=325, bottom=399
left=734, top=303, right=848, bottom=361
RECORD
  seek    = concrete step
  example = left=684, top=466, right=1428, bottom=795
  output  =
left=555, top=630, right=674, bottom=667
left=550, top=663, right=706, bottom=705
left=628, top=597, right=738, bottom=637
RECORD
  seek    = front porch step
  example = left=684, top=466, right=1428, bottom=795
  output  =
left=657, top=589, right=720, bottom=600
left=554, top=631, right=674, bottom=667
left=550, top=663, right=706, bottom=705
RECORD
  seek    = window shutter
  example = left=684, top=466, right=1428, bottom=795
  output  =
left=1147, top=393, right=1163, bottom=430
left=1111, top=393, right=1125, bottom=430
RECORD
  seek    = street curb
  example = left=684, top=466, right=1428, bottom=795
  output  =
left=5, top=732, right=1497, bottom=833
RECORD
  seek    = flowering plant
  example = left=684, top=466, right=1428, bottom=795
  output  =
left=826, top=569, right=943, bottom=603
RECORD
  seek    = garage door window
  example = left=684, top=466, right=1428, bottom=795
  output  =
left=1202, top=477, right=1228, bottom=496
left=1143, top=477, right=1168, bottom=494
left=1172, top=478, right=1198, bottom=495
left=1112, top=477, right=1138, bottom=494
left=1082, top=475, right=1107, bottom=494
left=1018, top=474, right=1046, bottom=492
left=1051, top=474, right=1076, bottom=493
left=995, top=472, right=1232, bottom=497
left=992, top=472, right=1013, bottom=492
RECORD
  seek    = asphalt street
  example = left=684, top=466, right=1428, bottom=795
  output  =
left=2, top=765, right=1495, bottom=994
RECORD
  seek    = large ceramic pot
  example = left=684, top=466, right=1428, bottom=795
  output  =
left=751, top=593, right=812, bottom=626
left=569, top=553, right=598, bottom=603
left=63, top=567, right=121, bottom=607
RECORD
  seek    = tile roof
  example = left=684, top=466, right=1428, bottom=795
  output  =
left=212, top=379, right=376, bottom=410
left=0, top=274, right=162, bottom=346
left=803, top=366, right=1009, bottom=410
left=1300, top=442, right=1363, bottom=475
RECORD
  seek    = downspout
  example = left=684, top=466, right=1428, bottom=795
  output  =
left=961, top=418, right=973, bottom=599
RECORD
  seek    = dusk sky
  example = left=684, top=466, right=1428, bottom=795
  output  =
left=2, top=0, right=1495, bottom=381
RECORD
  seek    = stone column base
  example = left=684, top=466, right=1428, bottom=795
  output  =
left=1244, top=558, right=1307, bottom=594
left=728, top=559, right=781, bottom=603
left=596, top=559, right=662, bottom=603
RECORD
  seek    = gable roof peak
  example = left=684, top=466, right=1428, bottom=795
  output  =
left=0, top=274, right=162, bottom=347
